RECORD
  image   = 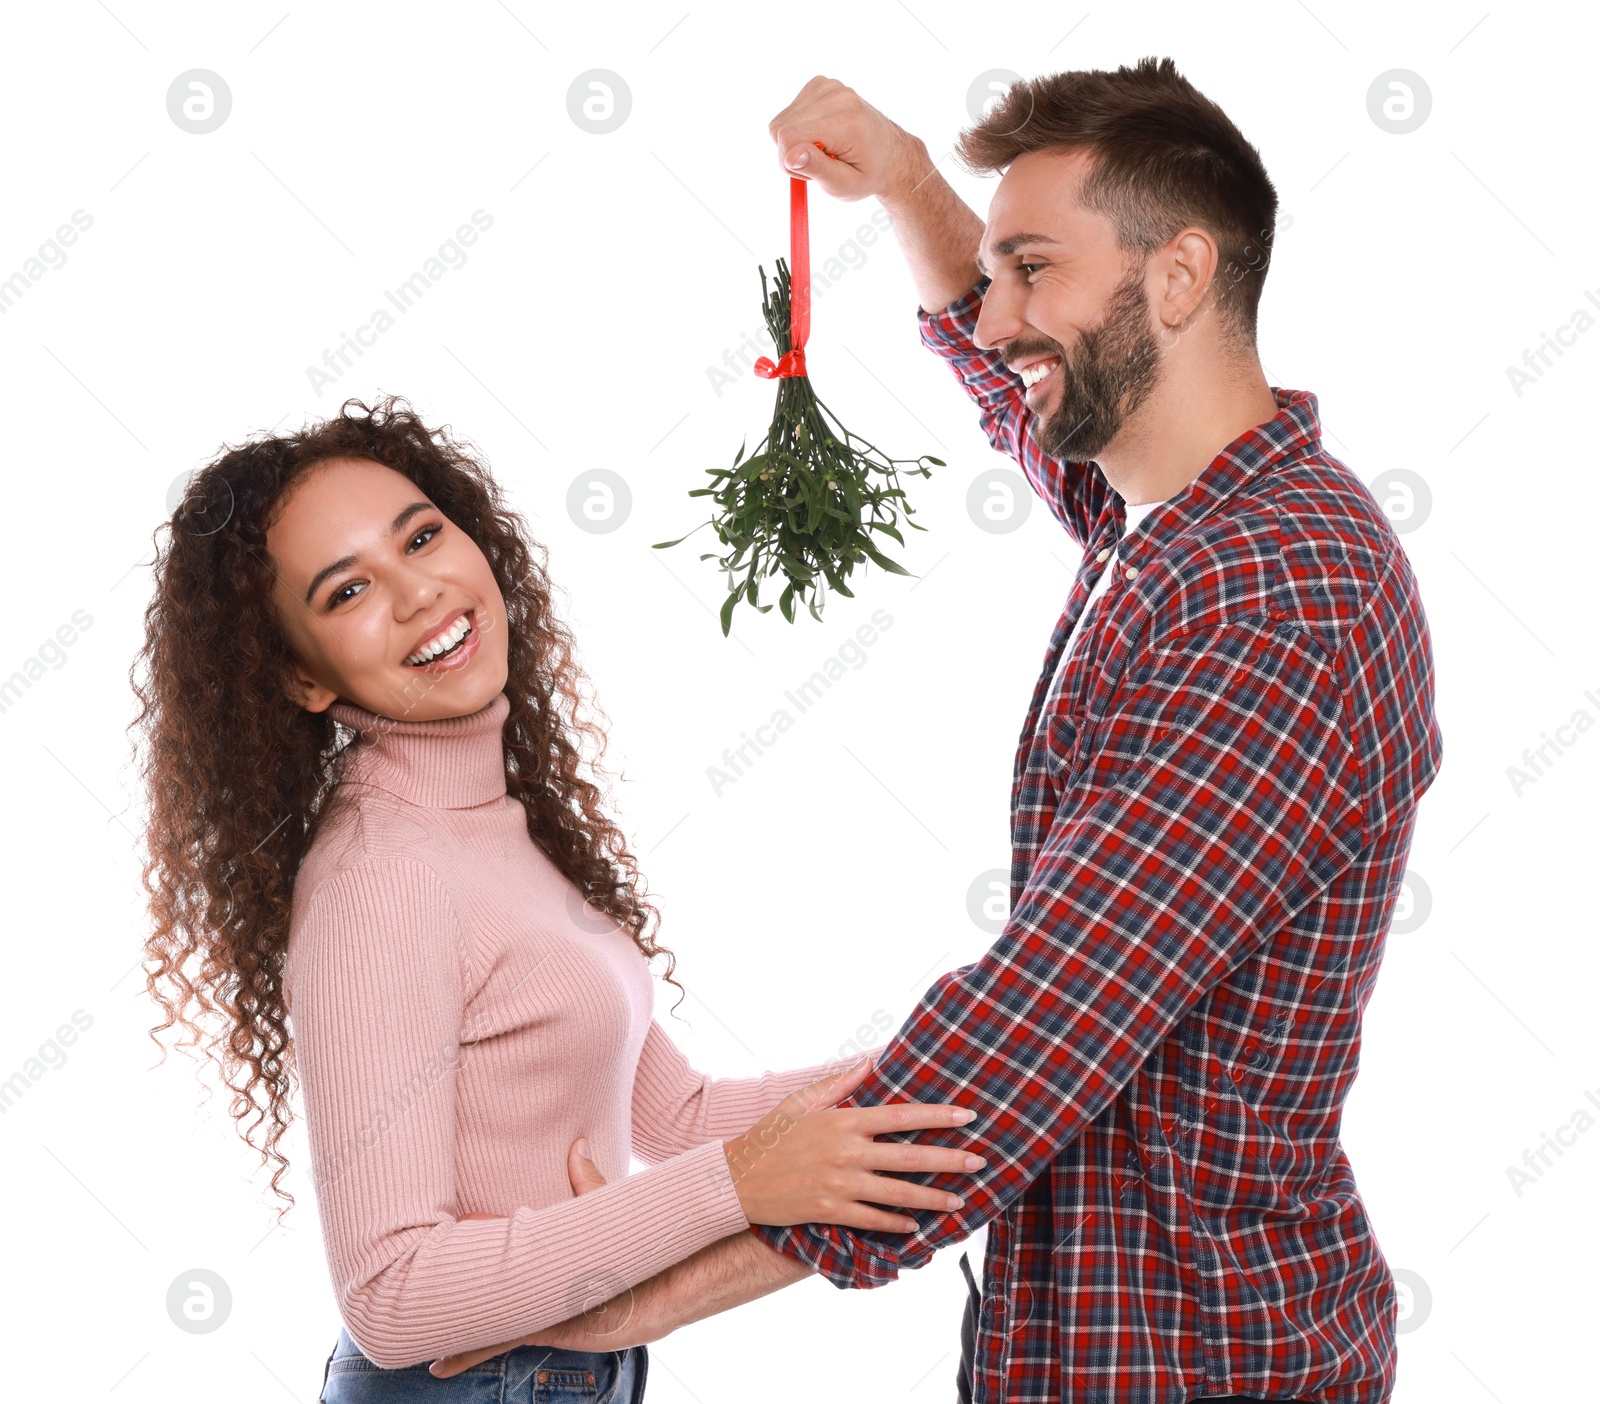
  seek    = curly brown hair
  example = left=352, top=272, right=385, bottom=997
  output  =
left=131, top=394, right=680, bottom=1222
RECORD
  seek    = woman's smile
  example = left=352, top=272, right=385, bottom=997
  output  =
left=403, top=607, right=481, bottom=673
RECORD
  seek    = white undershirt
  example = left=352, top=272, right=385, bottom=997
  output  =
left=960, top=496, right=1167, bottom=1276
left=1046, top=497, right=1164, bottom=700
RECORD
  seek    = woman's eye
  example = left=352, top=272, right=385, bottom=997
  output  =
left=325, top=522, right=443, bottom=608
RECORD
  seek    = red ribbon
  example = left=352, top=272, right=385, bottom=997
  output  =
left=754, top=173, right=811, bottom=379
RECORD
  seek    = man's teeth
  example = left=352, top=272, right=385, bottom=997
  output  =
left=1020, top=357, right=1060, bottom=388
left=405, top=616, right=471, bottom=666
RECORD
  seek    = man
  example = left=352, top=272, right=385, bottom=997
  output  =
left=436, top=57, right=1442, bottom=1404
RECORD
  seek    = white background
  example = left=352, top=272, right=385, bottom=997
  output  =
left=1, top=1, right=1595, bottom=1400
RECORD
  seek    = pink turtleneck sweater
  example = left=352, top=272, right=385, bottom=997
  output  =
left=284, top=690, right=869, bottom=1369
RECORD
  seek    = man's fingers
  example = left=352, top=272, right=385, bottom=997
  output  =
left=781, top=139, right=821, bottom=175
left=430, top=1344, right=505, bottom=1378
left=766, top=73, right=839, bottom=142
left=779, top=136, right=870, bottom=200
left=767, top=78, right=877, bottom=201
left=567, top=1137, right=608, bottom=1196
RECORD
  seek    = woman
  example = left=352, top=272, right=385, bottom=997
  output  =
left=134, top=395, right=981, bottom=1403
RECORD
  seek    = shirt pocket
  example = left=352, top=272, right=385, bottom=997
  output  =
left=1039, top=706, right=1085, bottom=784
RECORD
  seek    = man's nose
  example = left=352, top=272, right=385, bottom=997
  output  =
left=972, top=286, right=1020, bottom=353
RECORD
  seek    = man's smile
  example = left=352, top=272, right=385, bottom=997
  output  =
left=1020, top=356, right=1061, bottom=403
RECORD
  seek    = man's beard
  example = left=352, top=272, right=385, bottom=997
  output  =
left=1026, top=261, right=1164, bottom=463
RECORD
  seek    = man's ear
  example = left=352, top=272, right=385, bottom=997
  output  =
left=282, top=664, right=339, bottom=714
left=1156, top=226, right=1220, bottom=333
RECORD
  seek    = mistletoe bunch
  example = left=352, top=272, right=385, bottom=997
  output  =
left=654, top=256, right=942, bottom=635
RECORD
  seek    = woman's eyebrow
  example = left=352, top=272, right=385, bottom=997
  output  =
left=302, top=500, right=436, bottom=606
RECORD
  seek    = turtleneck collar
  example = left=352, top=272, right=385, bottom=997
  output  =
left=325, top=691, right=511, bottom=809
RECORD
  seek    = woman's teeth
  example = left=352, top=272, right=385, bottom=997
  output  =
left=1020, top=357, right=1060, bottom=388
left=405, top=616, right=472, bottom=666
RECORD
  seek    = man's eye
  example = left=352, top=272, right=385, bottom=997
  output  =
left=1019, top=263, right=1045, bottom=277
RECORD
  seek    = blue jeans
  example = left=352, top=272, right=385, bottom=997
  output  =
left=318, top=1325, right=648, bottom=1403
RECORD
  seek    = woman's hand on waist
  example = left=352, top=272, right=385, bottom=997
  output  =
left=429, top=1141, right=649, bottom=1376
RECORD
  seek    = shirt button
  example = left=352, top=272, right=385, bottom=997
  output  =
left=1124, top=566, right=1139, bottom=581
left=1096, top=547, right=1112, bottom=562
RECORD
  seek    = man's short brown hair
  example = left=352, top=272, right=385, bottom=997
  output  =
left=958, top=56, right=1279, bottom=345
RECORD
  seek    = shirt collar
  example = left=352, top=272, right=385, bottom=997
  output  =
left=1102, top=386, right=1322, bottom=563
left=325, top=690, right=511, bottom=808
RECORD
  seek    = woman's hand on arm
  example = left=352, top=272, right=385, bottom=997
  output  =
left=721, top=1056, right=984, bottom=1231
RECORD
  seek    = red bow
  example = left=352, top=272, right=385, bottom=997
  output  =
left=754, top=347, right=807, bottom=378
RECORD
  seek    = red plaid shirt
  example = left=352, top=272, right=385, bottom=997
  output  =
left=752, top=277, right=1443, bottom=1404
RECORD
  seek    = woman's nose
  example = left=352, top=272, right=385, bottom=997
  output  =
left=396, top=566, right=445, bottom=608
